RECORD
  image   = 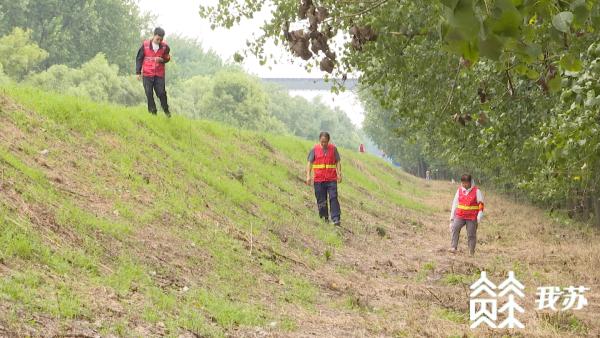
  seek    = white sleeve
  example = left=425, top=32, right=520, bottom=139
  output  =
left=450, top=190, right=458, bottom=220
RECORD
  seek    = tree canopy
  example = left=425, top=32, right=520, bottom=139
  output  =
left=200, top=0, right=600, bottom=225
left=0, top=0, right=148, bottom=72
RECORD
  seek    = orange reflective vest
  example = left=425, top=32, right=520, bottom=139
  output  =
left=455, top=186, right=484, bottom=220
left=312, top=144, right=338, bottom=182
left=142, top=40, right=170, bottom=78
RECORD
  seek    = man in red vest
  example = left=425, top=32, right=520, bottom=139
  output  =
left=306, top=132, right=342, bottom=225
left=448, top=174, right=484, bottom=255
left=136, top=27, right=171, bottom=117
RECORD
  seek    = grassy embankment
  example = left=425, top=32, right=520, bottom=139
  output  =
left=0, top=86, right=598, bottom=337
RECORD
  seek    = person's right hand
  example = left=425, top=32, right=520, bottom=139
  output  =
left=157, top=57, right=165, bottom=63
left=305, top=176, right=311, bottom=186
left=136, top=74, right=141, bottom=81
left=449, top=221, right=453, bottom=232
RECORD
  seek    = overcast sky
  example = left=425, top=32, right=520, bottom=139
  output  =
left=137, top=0, right=365, bottom=126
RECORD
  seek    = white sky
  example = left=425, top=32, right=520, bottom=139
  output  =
left=137, top=0, right=365, bottom=126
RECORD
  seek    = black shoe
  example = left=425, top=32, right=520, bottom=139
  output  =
left=165, top=111, right=171, bottom=118
left=333, top=221, right=341, bottom=226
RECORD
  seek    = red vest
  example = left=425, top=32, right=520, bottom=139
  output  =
left=312, top=144, right=338, bottom=182
left=142, top=40, right=169, bottom=78
left=455, top=186, right=482, bottom=220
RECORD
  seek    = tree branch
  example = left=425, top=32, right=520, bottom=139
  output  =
left=441, top=61, right=462, bottom=114
left=327, top=0, right=390, bottom=21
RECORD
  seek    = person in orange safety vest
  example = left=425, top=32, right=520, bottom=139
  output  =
left=136, top=27, right=171, bottom=117
left=448, top=174, right=484, bottom=255
left=306, top=132, right=342, bottom=226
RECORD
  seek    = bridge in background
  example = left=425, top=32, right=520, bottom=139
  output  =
left=260, top=78, right=359, bottom=91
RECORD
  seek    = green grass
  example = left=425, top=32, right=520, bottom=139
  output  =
left=415, top=261, right=436, bottom=282
left=441, top=272, right=477, bottom=286
left=282, top=275, right=318, bottom=309
left=104, top=257, right=151, bottom=296
left=434, top=307, right=467, bottom=324
left=0, top=84, right=431, bottom=335
left=193, top=288, right=266, bottom=328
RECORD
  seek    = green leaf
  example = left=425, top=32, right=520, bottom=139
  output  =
left=524, top=43, right=543, bottom=61
left=460, top=39, right=479, bottom=63
left=479, top=34, right=503, bottom=60
left=515, top=64, right=528, bottom=75
left=490, top=2, right=523, bottom=37
left=559, top=54, right=583, bottom=73
left=526, top=69, right=540, bottom=80
left=571, top=0, right=590, bottom=26
left=552, top=11, right=574, bottom=33
left=233, top=52, right=244, bottom=63
left=451, top=0, right=480, bottom=39
left=548, top=75, right=562, bottom=93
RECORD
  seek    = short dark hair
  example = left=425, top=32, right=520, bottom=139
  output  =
left=460, top=174, right=472, bottom=183
left=154, top=27, right=165, bottom=37
left=319, top=131, right=330, bottom=141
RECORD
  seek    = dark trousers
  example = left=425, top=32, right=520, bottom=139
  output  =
left=143, top=76, right=169, bottom=115
left=314, top=181, right=341, bottom=223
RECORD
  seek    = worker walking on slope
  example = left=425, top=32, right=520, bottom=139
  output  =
left=306, top=132, right=342, bottom=226
left=136, top=27, right=171, bottom=117
left=448, top=174, right=484, bottom=255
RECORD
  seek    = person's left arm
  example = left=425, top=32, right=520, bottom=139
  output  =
left=335, top=147, right=342, bottom=183
left=161, top=45, right=171, bottom=63
left=135, top=45, right=144, bottom=78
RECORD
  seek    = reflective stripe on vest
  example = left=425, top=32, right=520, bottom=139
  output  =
left=312, top=164, right=337, bottom=169
left=457, top=205, right=480, bottom=210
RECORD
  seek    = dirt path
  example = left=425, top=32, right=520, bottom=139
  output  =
left=271, top=180, right=600, bottom=337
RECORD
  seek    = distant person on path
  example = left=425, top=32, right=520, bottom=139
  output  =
left=425, top=170, right=431, bottom=180
left=359, top=143, right=365, bottom=153
left=448, top=174, right=484, bottom=255
left=306, top=132, right=342, bottom=226
left=136, top=27, right=171, bottom=117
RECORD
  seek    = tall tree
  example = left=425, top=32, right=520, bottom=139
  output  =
left=0, top=0, right=148, bottom=73
left=0, top=28, right=48, bottom=80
